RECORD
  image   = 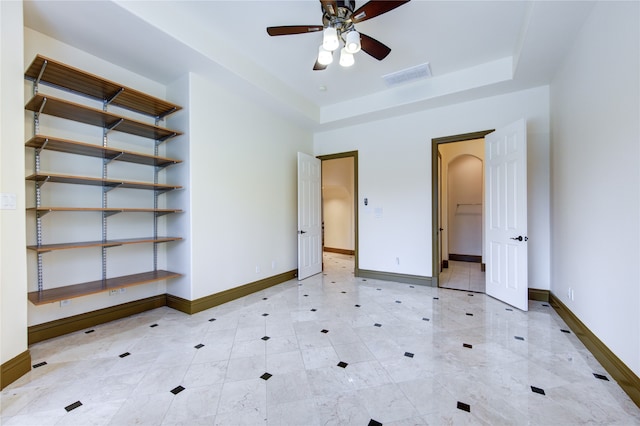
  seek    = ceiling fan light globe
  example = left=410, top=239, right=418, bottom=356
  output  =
left=345, top=31, right=361, bottom=53
left=339, top=48, right=355, bottom=67
left=322, top=27, right=340, bottom=51
left=318, top=45, right=333, bottom=65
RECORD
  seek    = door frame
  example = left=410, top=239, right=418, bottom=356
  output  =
left=317, top=151, right=359, bottom=276
left=431, top=130, right=493, bottom=287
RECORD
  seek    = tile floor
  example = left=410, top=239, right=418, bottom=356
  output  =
left=438, top=260, right=485, bottom=293
left=2, top=253, right=640, bottom=425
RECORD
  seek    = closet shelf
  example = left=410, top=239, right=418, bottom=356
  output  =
left=27, top=207, right=182, bottom=217
left=26, top=135, right=181, bottom=168
left=25, top=55, right=181, bottom=119
left=25, top=94, right=182, bottom=141
left=28, top=270, right=182, bottom=305
left=26, top=172, right=182, bottom=192
left=27, top=237, right=182, bottom=253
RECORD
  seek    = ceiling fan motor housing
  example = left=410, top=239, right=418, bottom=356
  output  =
left=323, top=1, right=357, bottom=35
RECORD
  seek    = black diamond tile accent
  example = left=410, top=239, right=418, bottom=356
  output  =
left=466, top=313, right=474, bottom=316
left=65, top=401, right=82, bottom=412
left=505, top=308, right=513, bottom=311
left=261, top=373, right=272, bottom=380
left=341, top=291, right=347, bottom=294
left=311, top=309, right=317, bottom=312
left=368, top=419, right=382, bottom=426
left=374, top=323, right=382, bottom=327
left=376, top=288, right=382, bottom=291
left=433, top=297, right=439, bottom=300
left=362, top=279, right=367, bottom=282
left=194, top=344, right=204, bottom=349
left=331, top=281, right=336, bottom=283
left=593, top=373, right=609, bottom=381
left=337, top=361, right=348, bottom=368
left=531, top=386, right=546, bottom=395
left=410, top=286, right=415, bottom=288
left=304, top=294, right=309, bottom=297
left=404, top=352, right=414, bottom=358
left=119, top=352, right=131, bottom=358
left=463, top=343, right=473, bottom=349
left=561, top=329, right=571, bottom=334
left=355, top=304, right=361, bottom=307
left=422, top=317, right=430, bottom=321
left=395, top=300, right=402, bottom=304
left=542, top=304, right=550, bottom=307
left=457, top=401, right=471, bottom=412
left=171, top=385, right=185, bottom=395
left=208, top=318, right=216, bottom=322
left=85, top=329, right=95, bottom=334
left=263, top=297, right=268, bottom=300
left=32, top=361, right=47, bottom=368
left=150, top=324, right=158, bottom=328
left=468, top=294, right=474, bottom=296
left=321, top=329, right=329, bottom=334
left=262, top=336, right=270, bottom=341
left=514, top=336, right=525, bottom=341
left=262, top=313, right=269, bottom=317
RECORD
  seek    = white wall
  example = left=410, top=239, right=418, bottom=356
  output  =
left=322, top=157, right=354, bottom=251
left=167, top=72, right=313, bottom=300
left=550, top=1, right=640, bottom=376
left=314, top=86, right=551, bottom=290
left=447, top=155, right=483, bottom=256
left=1, top=0, right=28, bottom=366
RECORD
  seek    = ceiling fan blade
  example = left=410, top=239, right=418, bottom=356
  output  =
left=267, top=25, right=324, bottom=36
left=351, top=0, right=411, bottom=24
left=359, top=33, right=391, bottom=61
left=320, top=0, right=338, bottom=16
left=313, top=60, right=328, bottom=71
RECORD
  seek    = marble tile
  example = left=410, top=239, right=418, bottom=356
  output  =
left=2, top=252, right=639, bottom=426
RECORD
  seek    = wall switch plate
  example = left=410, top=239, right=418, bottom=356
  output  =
left=109, top=289, right=119, bottom=296
left=60, top=299, right=70, bottom=307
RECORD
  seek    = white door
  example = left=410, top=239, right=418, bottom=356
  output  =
left=484, top=119, right=528, bottom=311
left=297, top=152, right=322, bottom=280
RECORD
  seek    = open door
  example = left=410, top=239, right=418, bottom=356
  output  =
left=297, top=152, right=322, bottom=280
left=484, top=119, right=528, bottom=311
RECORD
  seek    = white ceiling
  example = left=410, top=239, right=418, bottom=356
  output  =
left=23, top=0, right=596, bottom=130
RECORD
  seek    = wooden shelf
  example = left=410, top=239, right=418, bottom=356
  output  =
left=25, top=94, right=182, bottom=141
left=27, top=207, right=182, bottom=216
left=26, top=172, right=181, bottom=192
left=27, top=236, right=182, bottom=253
left=25, top=55, right=181, bottom=119
left=26, top=135, right=181, bottom=168
left=28, top=270, right=182, bottom=305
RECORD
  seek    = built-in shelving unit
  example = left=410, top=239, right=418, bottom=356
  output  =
left=25, top=54, right=184, bottom=306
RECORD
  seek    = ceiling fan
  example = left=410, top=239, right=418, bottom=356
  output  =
left=266, top=0, right=411, bottom=70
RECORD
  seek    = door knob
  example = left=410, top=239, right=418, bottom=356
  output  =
left=510, top=236, right=528, bottom=241
left=298, top=230, right=307, bottom=234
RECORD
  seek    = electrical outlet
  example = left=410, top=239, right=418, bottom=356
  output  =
left=255, top=265, right=260, bottom=273
left=60, top=299, right=70, bottom=307
left=109, top=289, right=119, bottom=296
left=567, top=288, right=572, bottom=299
left=272, top=260, right=277, bottom=270
left=119, top=287, right=126, bottom=294
left=396, top=257, right=400, bottom=265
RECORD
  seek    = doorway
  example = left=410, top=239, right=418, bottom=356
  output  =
left=318, top=151, right=359, bottom=275
left=431, top=130, right=493, bottom=289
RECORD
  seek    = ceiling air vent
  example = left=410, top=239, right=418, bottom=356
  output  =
left=382, top=63, right=432, bottom=86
